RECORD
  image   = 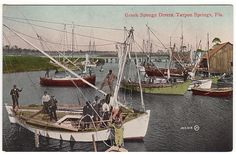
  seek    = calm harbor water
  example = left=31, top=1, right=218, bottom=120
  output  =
left=2, top=63, right=232, bottom=151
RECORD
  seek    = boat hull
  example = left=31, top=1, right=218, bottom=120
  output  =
left=188, top=79, right=212, bottom=90
left=5, top=105, right=150, bottom=142
left=121, top=80, right=191, bottom=95
left=191, top=87, right=233, bottom=97
left=40, top=75, right=96, bottom=87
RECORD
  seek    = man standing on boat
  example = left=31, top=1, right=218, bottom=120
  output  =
left=112, top=114, right=124, bottom=148
left=100, top=70, right=117, bottom=94
left=82, top=101, right=93, bottom=129
left=45, top=68, right=50, bottom=78
left=10, top=85, right=23, bottom=111
left=101, top=99, right=110, bottom=127
left=48, top=96, right=58, bottom=121
left=92, top=96, right=102, bottom=121
left=41, top=91, right=51, bottom=114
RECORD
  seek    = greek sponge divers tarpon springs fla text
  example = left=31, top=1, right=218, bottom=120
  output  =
left=125, top=12, right=223, bottom=18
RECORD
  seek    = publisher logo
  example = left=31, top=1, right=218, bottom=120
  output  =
left=180, top=125, right=200, bottom=132
left=194, top=125, right=200, bottom=131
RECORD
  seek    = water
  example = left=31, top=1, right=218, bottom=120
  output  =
left=2, top=63, right=232, bottom=151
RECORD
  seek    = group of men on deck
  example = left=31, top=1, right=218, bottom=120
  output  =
left=82, top=93, right=122, bottom=128
left=10, top=69, right=123, bottom=147
left=81, top=93, right=124, bottom=147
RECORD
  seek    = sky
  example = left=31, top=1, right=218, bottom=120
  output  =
left=2, top=5, right=233, bottom=52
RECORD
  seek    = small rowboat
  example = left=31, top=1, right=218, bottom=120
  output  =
left=191, top=87, right=233, bottom=97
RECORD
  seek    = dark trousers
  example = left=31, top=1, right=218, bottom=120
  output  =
left=49, top=108, right=57, bottom=121
left=102, top=112, right=110, bottom=126
left=43, top=102, right=50, bottom=114
left=12, top=95, right=19, bottom=110
left=83, top=117, right=90, bottom=129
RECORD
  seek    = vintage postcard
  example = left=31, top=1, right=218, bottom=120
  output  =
left=2, top=3, right=233, bottom=152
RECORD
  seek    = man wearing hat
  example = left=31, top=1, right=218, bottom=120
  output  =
left=10, top=85, right=23, bottom=111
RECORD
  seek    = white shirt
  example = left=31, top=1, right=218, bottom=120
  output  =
left=102, top=103, right=110, bottom=112
left=42, top=94, right=50, bottom=105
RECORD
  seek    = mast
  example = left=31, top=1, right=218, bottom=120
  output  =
left=207, top=33, right=210, bottom=77
left=123, top=27, right=127, bottom=42
left=167, top=44, right=173, bottom=80
left=63, top=24, right=67, bottom=63
left=190, top=45, right=193, bottom=64
left=196, top=34, right=198, bottom=51
left=93, top=41, right=96, bottom=53
left=180, top=21, right=183, bottom=52
left=89, top=40, right=91, bottom=53
left=147, top=25, right=151, bottom=59
left=111, top=28, right=134, bottom=107
left=134, top=52, right=145, bottom=111
left=71, top=22, right=74, bottom=58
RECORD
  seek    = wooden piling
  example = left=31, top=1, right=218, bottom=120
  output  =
left=92, top=134, right=97, bottom=152
left=34, top=129, right=39, bottom=148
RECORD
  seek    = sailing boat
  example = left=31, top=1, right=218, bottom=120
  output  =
left=143, top=22, right=189, bottom=79
left=40, top=24, right=96, bottom=87
left=187, top=48, right=213, bottom=90
left=4, top=25, right=150, bottom=142
left=121, top=25, right=190, bottom=95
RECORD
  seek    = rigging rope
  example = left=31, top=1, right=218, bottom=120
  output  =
left=147, top=25, right=168, bottom=49
left=4, top=18, right=121, bottom=43
left=5, top=27, right=116, bottom=47
left=3, top=16, right=124, bottom=31
left=134, top=40, right=167, bottom=78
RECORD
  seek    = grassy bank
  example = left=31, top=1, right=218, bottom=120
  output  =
left=3, top=55, right=105, bottom=73
left=3, top=56, right=57, bottom=73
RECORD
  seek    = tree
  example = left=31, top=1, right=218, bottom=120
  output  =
left=212, top=37, right=221, bottom=46
left=4, top=45, right=10, bottom=50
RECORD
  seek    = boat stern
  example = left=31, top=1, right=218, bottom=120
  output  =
left=123, top=110, right=150, bottom=140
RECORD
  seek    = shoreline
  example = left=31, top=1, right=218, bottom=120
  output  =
left=3, top=55, right=105, bottom=73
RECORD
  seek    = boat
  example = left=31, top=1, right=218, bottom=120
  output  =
left=4, top=25, right=150, bottom=143
left=5, top=104, right=150, bottom=142
left=121, top=79, right=191, bottom=95
left=40, top=75, right=96, bottom=87
left=187, top=79, right=212, bottom=91
left=121, top=25, right=190, bottom=95
left=191, top=87, right=233, bottom=97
